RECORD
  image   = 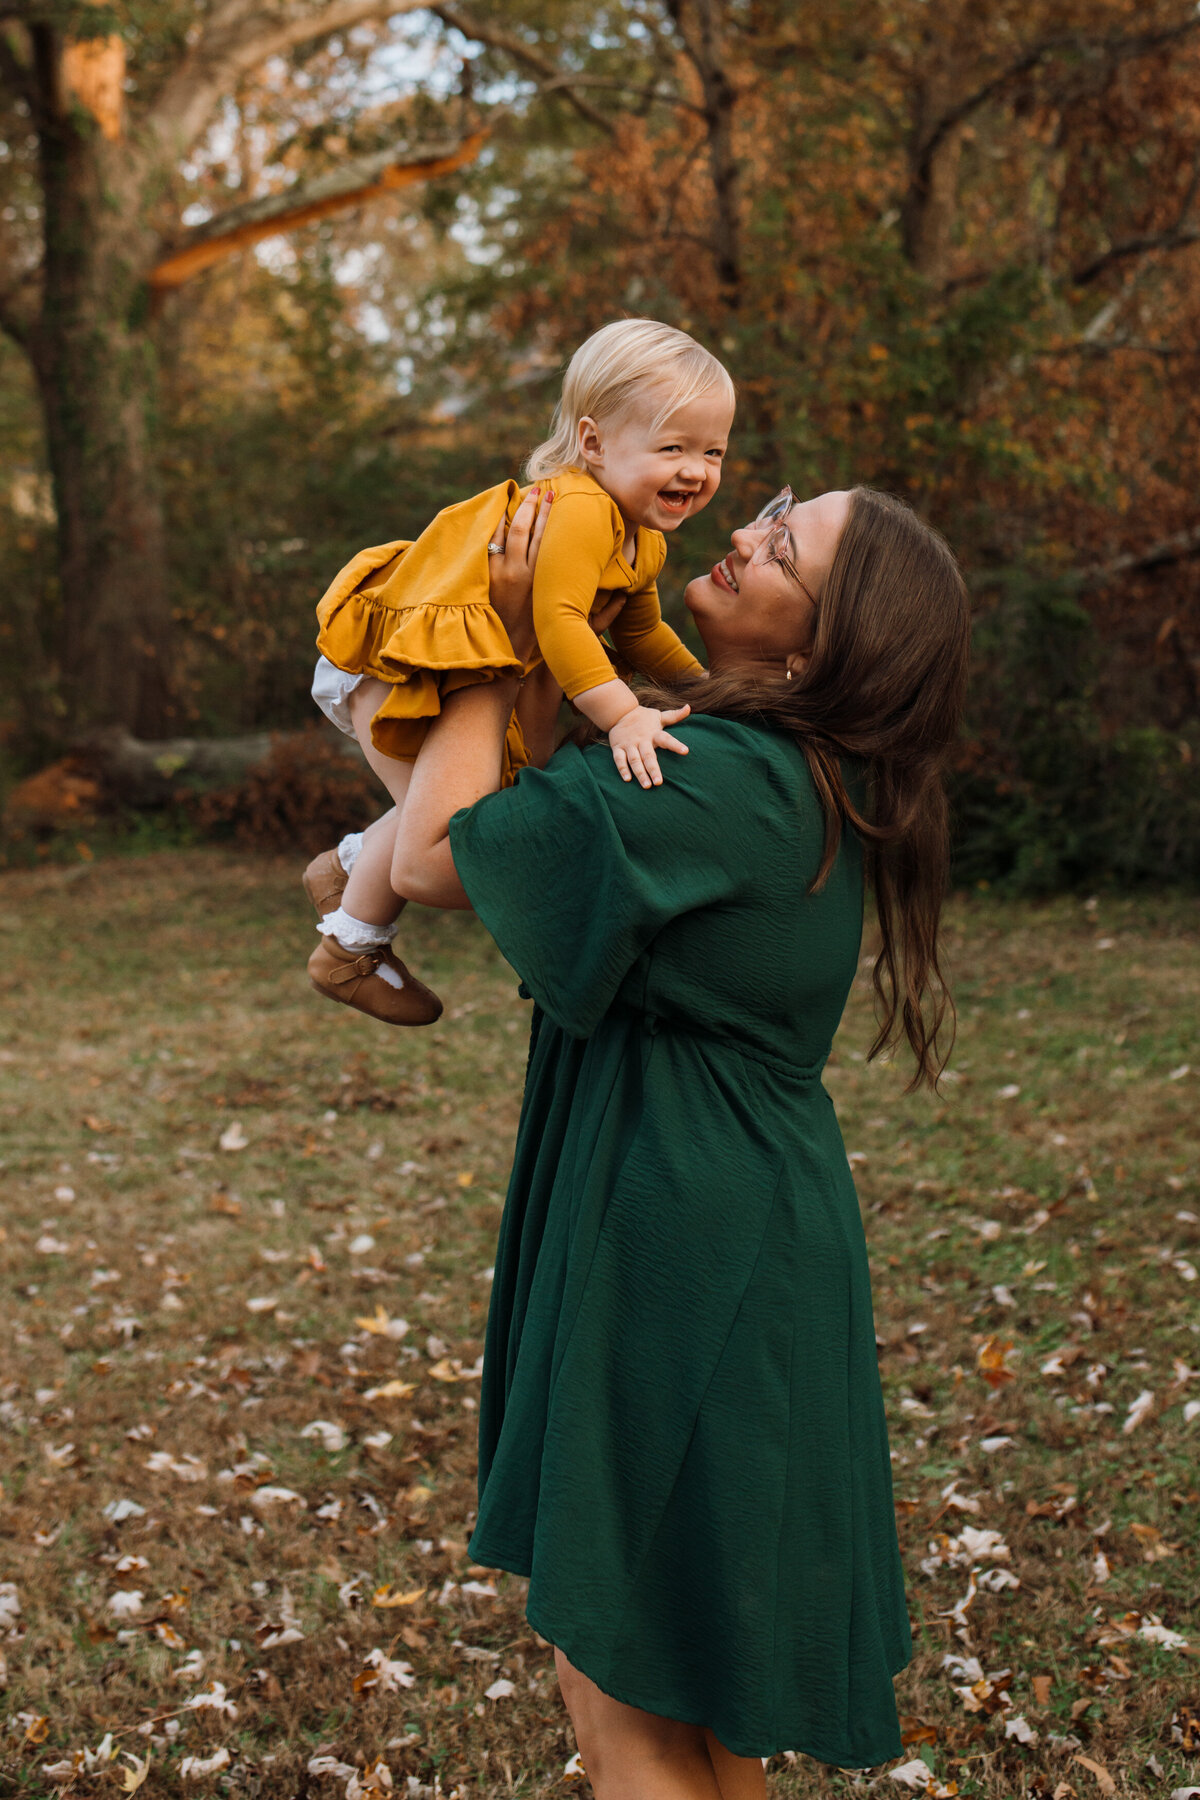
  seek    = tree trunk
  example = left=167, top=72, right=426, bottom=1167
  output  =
left=29, top=109, right=172, bottom=737
left=901, top=74, right=963, bottom=285
left=667, top=0, right=741, bottom=311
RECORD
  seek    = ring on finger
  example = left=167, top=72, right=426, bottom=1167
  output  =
left=486, top=540, right=505, bottom=555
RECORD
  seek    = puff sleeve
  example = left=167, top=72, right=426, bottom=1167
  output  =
left=446, top=721, right=750, bottom=1038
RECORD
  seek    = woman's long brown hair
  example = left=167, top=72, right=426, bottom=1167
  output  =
left=632, top=487, right=971, bottom=1090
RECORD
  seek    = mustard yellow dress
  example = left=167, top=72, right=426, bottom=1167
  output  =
left=314, top=468, right=703, bottom=782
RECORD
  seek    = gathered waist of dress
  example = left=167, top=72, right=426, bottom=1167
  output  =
left=603, top=999, right=827, bottom=1083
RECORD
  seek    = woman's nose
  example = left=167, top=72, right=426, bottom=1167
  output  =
left=730, top=522, right=761, bottom=556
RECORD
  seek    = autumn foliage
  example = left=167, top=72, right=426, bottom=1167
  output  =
left=1, top=0, right=1198, bottom=884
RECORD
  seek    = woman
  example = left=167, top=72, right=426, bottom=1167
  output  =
left=393, top=482, right=970, bottom=1800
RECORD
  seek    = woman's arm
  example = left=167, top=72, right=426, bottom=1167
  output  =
left=392, top=486, right=551, bottom=909
left=391, top=678, right=520, bottom=909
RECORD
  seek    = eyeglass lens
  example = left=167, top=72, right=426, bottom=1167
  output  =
left=754, top=487, right=793, bottom=526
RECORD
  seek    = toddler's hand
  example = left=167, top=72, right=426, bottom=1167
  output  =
left=608, top=704, right=691, bottom=789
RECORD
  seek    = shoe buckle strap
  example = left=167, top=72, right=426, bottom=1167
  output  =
left=328, top=950, right=382, bottom=984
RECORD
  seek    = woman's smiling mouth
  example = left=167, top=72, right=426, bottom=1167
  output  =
left=712, top=556, right=739, bottom=593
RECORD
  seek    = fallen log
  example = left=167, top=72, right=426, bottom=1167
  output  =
left=3, top=726, right=361, bottom=833
left=72, top=726, right=359, bottom=808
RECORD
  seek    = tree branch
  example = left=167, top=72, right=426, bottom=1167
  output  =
left=920, top=16, right=1200, bottom=169
left=519, top=70, right=707, bottom=118
left=1077, top=524, right=1200, bottom=586
left=149, top=129, right=486, bottom=290
left=1072, top=147, right=1200, bottom=286
left=429, top=3, right=615, bottom=135
left=1071, top=224, right=1200, bottom=287
left=143, top=0, right=428, bottom=164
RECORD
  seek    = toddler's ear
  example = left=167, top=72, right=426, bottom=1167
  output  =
left=577, top=416, right=604, bottom=466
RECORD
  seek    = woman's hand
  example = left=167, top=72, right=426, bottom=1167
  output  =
left=487, top=485, right=552, bottom=665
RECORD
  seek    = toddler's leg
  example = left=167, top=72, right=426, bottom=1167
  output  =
left=341, top=679, right=412, bottom=923
left=308, top=679, right=442, bottom=1027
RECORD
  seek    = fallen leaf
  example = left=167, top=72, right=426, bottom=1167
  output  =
left=363, top=1380, right=417, bottom=1402
left=1130, top=1522, right=1180, bottom=1561
left=428, top=1358, right=463, bottom=1383
left=184, top=1680, right=238, bottom=1719
left=371, top=1584, right=426, bottom=1609
left=300, top=1420, right=348, bottom=1453
left=888, top=1760, right=934, bottom=1790
left=218, top=1121, right=248, bottom=1152
left=976, top=1337, right=1017, bottom=1388
left=309, top=1755, right=357, bottom=1779
left=346, top=1758, right=394, bottom=1799
left=1073, top=1755, right=1116, bottom=1795
left=118, top=1751, right=151, bottom=1794
left=1139, top=1617, right=1189, bottom=1649
left=485, top=1677, right=516, bottom=1699
left=353, top=1651, right=415, bottom=1695
left=1170, top=1703, right=1200, bottom=1752
left=180, top=1747, right=231, bottom=1779
left=1123, top=1389, right=1155, bottom=1434
left=355, top=1306, right=409, bottom=1339
left=1032, top=1674, right=1053, bottom=1707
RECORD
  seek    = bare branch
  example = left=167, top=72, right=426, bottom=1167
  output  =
left=920, top=16, right=1200, bottom=167
left=430, top=3, right=614, bottom=134
left=1071, top=224, right=1200, bottom=287
left=149, top=129, right=485, bottom=290
left=517, top=70, right=706, bottom=118
left=144, top=0, right=428, bottom=163
left=1078, top=524, right=1200, bottom=586
left=1040, top=338, right=1194, bottom=357
left=1072, top=145, right=1200, bottom=286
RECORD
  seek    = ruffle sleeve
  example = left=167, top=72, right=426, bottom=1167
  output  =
left=447, top=722, right=753, bottom=1038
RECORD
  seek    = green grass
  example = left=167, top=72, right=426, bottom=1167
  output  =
left=0, top=853, right=1197, bottom=1797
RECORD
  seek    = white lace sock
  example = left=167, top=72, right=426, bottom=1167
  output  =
left=336, top=830, right=365, bottom=873
left=320, top=907, right=398, bottom=953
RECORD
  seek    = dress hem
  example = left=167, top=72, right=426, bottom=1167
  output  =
left=468, top=1537, right=910, bottom=1768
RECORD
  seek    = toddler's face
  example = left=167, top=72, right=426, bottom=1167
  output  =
left=578, top=388, right=733, bottom=534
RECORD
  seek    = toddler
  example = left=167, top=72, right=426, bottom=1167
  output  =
left=305, top=317, right=735, bottom=1026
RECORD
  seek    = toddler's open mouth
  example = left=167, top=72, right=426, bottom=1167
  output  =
left=657, top=488, right=693, bottom=515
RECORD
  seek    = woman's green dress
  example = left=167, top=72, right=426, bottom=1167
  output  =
left=448, top=716, right=912, bottom=1765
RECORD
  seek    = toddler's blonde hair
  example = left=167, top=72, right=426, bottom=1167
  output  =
left=525, top=318, right=735, bottom=481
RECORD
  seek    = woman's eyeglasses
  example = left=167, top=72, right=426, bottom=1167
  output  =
left=750, top=487, right=819, bottom=608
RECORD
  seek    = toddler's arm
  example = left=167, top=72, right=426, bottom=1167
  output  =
left=573, top=677, right=691, bottom=790
left=609, top=580, right=705, bottom=684
left=530, top=498, right=694, bottom=788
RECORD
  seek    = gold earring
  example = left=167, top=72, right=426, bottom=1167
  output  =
left=785, top=665, right=793, bottom=682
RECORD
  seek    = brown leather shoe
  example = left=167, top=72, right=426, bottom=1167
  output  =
left=308, top=934, right=443, bottom=1027
left=302, top=847, right=349, bottom=919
